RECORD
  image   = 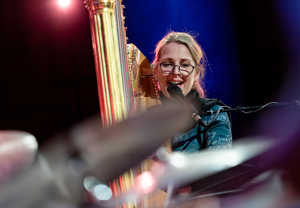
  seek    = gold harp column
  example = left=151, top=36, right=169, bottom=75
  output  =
left=84, top=0, right=133, bottom=127
left=84, top=1, right=163, bottom=207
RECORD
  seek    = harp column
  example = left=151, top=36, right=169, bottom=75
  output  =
left=84, top=0, right=133, bottom=127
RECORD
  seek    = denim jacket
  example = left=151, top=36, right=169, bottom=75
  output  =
left=159, top=89, right=232, bottom=153
left=171, top=103, right=232, bottom=152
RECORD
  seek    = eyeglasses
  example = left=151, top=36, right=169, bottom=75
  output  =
left=160, top=62, right=195, bottom=77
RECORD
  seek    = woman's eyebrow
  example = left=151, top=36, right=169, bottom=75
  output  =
left=180, top=58, right=193, bottom=62
left=159, top=58, right=194, bottom=63
left=160, top=58, right=174, bottom=62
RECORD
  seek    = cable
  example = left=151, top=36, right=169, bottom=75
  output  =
left=202, top=100, right=300, bottom=116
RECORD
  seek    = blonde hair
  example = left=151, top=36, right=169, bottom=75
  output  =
left=152, top=31, right=206, bottom=97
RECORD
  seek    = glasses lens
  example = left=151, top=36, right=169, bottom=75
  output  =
left=180, top=65, right=194, bottom=76
left=160, top=63, right=173, bottom=74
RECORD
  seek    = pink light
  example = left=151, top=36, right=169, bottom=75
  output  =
left=135, top=171, right=156, bottom=194
left=57, top=0, right=71, bottom=9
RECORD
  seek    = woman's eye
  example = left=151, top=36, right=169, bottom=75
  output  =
left=181, top=64, right=190, bottom=67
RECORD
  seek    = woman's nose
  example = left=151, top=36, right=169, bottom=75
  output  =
left=173, top=65, right=181, bottom=74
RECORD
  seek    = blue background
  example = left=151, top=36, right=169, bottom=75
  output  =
left=124, top=0, right=241, bottom=106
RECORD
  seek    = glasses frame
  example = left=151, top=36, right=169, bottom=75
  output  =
left=159, top=63, right=195, bottom=77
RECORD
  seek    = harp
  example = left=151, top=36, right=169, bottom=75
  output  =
left=84, top=0, right=163, bottom=207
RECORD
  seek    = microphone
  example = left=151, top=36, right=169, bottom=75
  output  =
left=167, top=83, right=202, bottom=122
left=167, top=82, right=184, bottom=101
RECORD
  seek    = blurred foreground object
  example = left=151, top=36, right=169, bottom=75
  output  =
left=0, top=130, right=38, bottom=183
left=96, top=137, right=274, bottom=208
left=0, top=103, right=298, bottom=208
left=0, top=102, right=193, bottom=208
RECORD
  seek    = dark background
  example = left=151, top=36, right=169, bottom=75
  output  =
left=0, top=0, right=297, bottom=146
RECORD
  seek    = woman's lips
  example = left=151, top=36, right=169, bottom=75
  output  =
left=167, top=81, right=184, bottom=86
left=167, top=81, right=184, bottom=92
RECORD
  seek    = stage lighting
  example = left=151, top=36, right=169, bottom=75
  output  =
left=57, top=0, right=71, bottom=9
left=136, top=171, right=156, bottom=194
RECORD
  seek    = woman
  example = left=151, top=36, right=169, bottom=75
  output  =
left=152, top=31, right=232, bottom=152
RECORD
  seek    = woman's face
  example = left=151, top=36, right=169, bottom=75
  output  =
left=157, top=42, right=200, bottom=97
